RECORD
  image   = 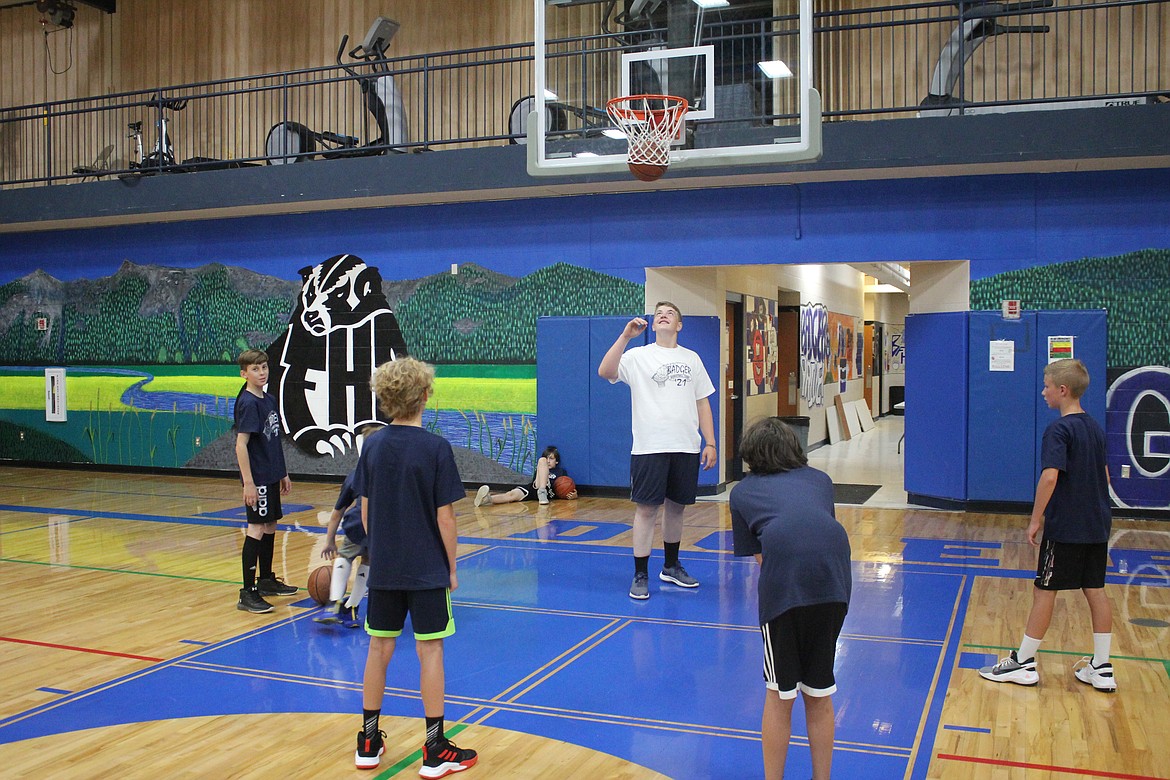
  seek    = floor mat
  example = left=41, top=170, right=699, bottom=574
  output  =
left=834, top=483, right=882, bottom=505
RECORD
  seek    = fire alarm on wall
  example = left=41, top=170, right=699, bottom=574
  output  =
left=35, top=317, right=49, bottom=331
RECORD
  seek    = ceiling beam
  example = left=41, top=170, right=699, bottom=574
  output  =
left=78, top=0, right=115, bottom=12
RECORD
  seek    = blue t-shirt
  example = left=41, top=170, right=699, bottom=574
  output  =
left=234, top=387, right=287, bottom=486
left=1039, top=412, right=1111, bottom=543
left=334, top=473, right=366, bottom=547
left=730, top=466, right=852, bottom=624
left=354, top=425, right=466, bottom=590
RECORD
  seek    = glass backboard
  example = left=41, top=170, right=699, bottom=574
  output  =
left=530, top=0, right=821, bottom=177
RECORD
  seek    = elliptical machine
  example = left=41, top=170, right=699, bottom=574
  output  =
left=265, top=17, right=408, bottom=164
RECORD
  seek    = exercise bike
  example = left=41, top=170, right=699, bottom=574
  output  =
left=128, top=94, right=188, bottom=171
left=265, top=17, right=408, bottom=164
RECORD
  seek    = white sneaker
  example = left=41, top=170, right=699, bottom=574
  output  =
left=473, top=485, right=490, bottom=507
left=537, top=488, right=549, bottom=505
left=1073, top=656, right=1117, bottom=692
left=978, top=651, right=1039, bottom=686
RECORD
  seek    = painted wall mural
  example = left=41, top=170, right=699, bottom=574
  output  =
left=971, top=248, right=1170, bottom=510
left=744, top=295, right=778, bottom=396
left=269, top=254, right=407, bottom=457
left=0, top=258, right=643, bottom=483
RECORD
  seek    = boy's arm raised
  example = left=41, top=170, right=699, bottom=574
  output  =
left=598, top=317, right=647, bottom=381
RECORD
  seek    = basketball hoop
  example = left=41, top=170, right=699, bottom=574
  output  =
left=605, top=94, right=689, bottom=182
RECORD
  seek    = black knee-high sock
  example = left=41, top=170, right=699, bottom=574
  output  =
left=664, top=541, right=680, bottom=569
left=242, top=535, right=261, bottom=589
left=259, top=532, right=276, bottom=579
left=363, top=709, right=381, bottom=739
left=634, top=555, right=649, bottom=576
left=425, top=715, right=445, bottom=747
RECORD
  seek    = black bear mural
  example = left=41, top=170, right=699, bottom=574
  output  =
left=267, top=253, right=408, bottom=456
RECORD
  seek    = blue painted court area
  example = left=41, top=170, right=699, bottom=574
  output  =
left=0, top=531, right=970, bottom=779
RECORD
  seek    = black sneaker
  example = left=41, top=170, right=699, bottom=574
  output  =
left=256, top=575, right=298, bottom=596
left=236, top=587, right=274, bottom=614
left=355, top=729, right=385, bottom=770
left=420, top=740, right=477, bottom=779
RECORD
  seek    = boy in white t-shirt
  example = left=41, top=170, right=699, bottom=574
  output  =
left=598, top=301, right=717, bottom=600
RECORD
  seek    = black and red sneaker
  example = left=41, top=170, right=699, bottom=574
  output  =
left=419, top=739, right=477, bottom=778
left=355, top=729, right=385, bottom=770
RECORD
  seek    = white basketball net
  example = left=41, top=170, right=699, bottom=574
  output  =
left=606, top=95, right=689, bottom=167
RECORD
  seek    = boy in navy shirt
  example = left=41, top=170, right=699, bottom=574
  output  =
left=730, top=417, right=851, bottom=780
left=980, top=359, right=1115, bottom=691
left=234, top=349, right=297, bottom=614
left=353, top=358, right=477, bottom=777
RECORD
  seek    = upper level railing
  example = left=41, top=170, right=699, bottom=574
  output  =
left=1, top=0, right=1165, bottom=188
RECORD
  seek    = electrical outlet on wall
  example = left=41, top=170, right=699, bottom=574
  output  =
left=1121, top=464, right=1131, bottom=478
left=19, top=430, right=25, bottom=441
left=195, top=436, right=201, bottom=447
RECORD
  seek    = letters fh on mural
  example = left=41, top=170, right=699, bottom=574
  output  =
left=267, top=254, right=409, bottom=457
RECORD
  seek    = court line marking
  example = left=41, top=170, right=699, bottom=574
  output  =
left=963, top=643, right=1170, bottom=666
left=0, top=503, right=314, bottom=533
left=906, top=574, right=974, bottom=780
left=0, top=610, right=309, bottom=732
left=936, top=752, right=1170, bottom=779
left=0, top=635, right=162, bottom=663
left=0, top=556, right=240, bottom=584
left=373, top=723, right=468, bottom=779
left=941, top=724, right=991, bottom=734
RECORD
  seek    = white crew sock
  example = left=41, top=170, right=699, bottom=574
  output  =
left=1018, top=635, right=1042, bottom=664
left=1092, top=633, right=1112, bottom=667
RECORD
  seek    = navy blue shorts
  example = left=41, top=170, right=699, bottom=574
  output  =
left=1034, top=539, right=1108, bottom=590
left=630, top=452, right=700, bottom=506
left=366, top=587, right=454, bottom=640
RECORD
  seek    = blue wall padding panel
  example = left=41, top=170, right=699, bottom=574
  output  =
left=589, top=317, right=643, bottom=488
left=536, top=317, right=594, bottom=485
left=967, top=312, right=1037, bottom=502
left=680, top=316, right=722, bottom=488
left=1033, top=310, right=1108, bottom=487
left=905, top=313, right=967, bottom=500
left=538, top=315, right=722, bottom=490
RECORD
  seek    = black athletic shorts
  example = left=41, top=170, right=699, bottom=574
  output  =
left=1034, top=538, right=1108, bottom=590
left=761, top=602, right=848, bottom=700
left=630, top=452, right=700, bottom=506
left=245, top=481, right=283, bottom=524
left=366, top=587, right=454, bottom=640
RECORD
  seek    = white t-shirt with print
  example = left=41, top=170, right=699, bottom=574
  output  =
left=614, top=342, right=716, bottom=455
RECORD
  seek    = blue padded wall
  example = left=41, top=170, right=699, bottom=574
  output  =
left=1034, top=310, right=1108, bottom=487
left=905, top=313, right=968, bottom=501
left=589, top=317, right=644, bottom=488
left=536, top=317, right=594, bottom=485
left=538, top=315, right=722, bottom=491
left=680, top=316, right=722, bottom=489
left=967, top=312, right=1038, bottom=502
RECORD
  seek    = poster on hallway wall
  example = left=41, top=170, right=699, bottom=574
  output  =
left=744, top=295, right=778, bottom=396
left=886, top=325, right=906, bottom=374
left=825, top=312, right=862, bottom=385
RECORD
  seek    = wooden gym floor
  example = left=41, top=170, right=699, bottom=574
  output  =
left=0, top=461, right=1168, bottom=779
